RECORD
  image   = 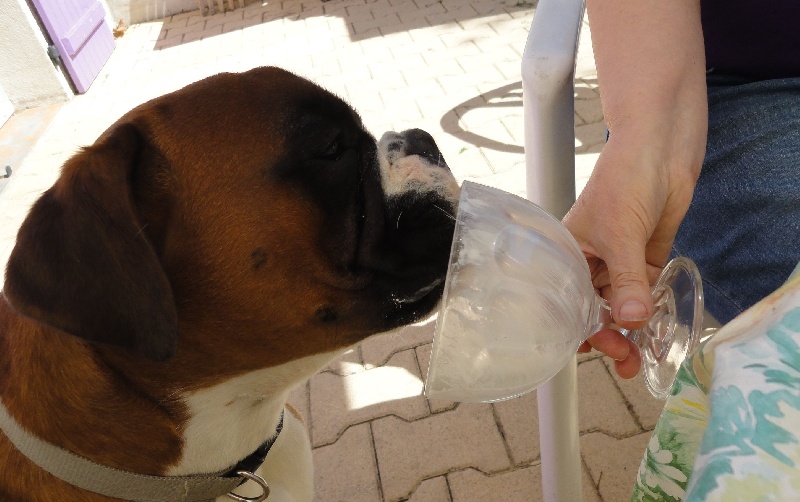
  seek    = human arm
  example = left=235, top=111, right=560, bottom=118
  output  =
left=564, top=0, right=708, bottom=377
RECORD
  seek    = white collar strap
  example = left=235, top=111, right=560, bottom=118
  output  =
left=0, top=399, right=281, bottom=502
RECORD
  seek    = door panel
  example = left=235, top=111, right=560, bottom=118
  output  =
left=30, top=0, right=115, bottom=93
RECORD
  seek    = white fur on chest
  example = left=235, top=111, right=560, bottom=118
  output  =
left=168, top=351, right=336, bottom=476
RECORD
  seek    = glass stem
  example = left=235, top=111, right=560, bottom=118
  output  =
left=584, top=295, right=618, bottom=342
left=582, top=287, right=674, bottom=360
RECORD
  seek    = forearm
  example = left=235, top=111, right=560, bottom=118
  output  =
left=587, top=0, right=707, bottom=174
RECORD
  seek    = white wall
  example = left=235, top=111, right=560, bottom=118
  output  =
left=0, top=84, right=13, bottom=127
left=0, top=0, right=72, bottom=111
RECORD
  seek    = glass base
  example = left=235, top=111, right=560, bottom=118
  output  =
left=637, top=257, right=704, bottom=399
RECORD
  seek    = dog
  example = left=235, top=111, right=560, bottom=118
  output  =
left=0, top=66, right=459, bottom=501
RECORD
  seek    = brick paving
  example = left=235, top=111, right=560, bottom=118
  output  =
left=0, top=0, right=666, bottom=500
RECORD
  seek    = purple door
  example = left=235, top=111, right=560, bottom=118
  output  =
left=30, top=0, right=115, bottom=93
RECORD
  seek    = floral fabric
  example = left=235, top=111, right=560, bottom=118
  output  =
left=633, top=267, right=800, bottom=501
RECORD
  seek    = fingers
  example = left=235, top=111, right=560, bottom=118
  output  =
left=566, top=199, right=656, bottom=331
left=601, top=242, right=654, bottom=331
left=564, top=144, right=663, bottom=331
left=613, top=351, right=642, bottom=380
left=586, top=329, right=631, bottom=361
left=582, top=329, right=642, bottom=379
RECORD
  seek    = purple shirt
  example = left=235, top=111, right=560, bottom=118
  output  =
left=701, top=0, right=800, bottom=79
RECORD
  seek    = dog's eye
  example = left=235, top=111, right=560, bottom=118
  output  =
left=319, top=139, right=341, bottom=161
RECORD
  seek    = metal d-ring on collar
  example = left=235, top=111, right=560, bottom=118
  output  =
left=226, top=410, right=285, bottom=502
left=0, top=398, right=285, bottom=502
left=227, top=471, right=271, bottom=502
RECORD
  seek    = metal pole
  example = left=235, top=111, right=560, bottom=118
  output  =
left=521, top=0, right=586, bottom=500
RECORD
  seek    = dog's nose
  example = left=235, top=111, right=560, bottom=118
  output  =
left=399, top=129, right=449, bottom=170
left=378, top=131, right=405, bottom=159
left=378, top=129, right=449, bottom=171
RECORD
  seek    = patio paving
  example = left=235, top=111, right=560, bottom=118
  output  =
left=0, top=0, right=666, bottom=500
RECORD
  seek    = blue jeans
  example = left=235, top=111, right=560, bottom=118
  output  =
left=672, top=74, right=800, bottom=324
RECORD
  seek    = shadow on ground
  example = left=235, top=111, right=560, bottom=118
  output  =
left=153, top=0, right=538, bottom=50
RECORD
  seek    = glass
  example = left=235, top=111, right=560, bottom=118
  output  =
left=425, top=181, right=704, bottom=402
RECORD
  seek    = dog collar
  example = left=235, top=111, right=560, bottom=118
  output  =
left=0, top=399, right=283, bottom=502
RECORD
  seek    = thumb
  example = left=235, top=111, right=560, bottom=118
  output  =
left=602, top=242, right=654, bottom=331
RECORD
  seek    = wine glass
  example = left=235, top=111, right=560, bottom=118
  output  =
left=424, top=181, right=704, bottom=402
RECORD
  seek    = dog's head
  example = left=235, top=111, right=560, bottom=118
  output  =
left=3, top=67, right=458, bottom=366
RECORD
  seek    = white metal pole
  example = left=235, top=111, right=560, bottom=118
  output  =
left=521, top=0, right=586, bottom=500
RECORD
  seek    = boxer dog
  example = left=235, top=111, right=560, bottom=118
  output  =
left=0, top=67, right=459, bottom=501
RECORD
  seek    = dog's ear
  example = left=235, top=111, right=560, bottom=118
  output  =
left=3, top=122, right=178, bottom=361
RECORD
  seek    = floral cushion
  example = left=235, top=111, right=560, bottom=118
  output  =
left=632, top=265, right=800, bottom=501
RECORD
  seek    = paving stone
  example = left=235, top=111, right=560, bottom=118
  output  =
left=474, top=167, right=528, bottom=198
left=183, top=14, right=205, bottom=28
left=493, top=359, right=640, bottom=466
left=581, top=431, right=651, bottom=502
left=162, top=16, right=189, bottom=30
left=413, top=0, right=444, bottom=9
left=322, top=347, right=364, bottom=375
left=373, top=403, right=511, bottom=501
left=401, top=59, right=463, bottom=83
left=324, top=0, right=366, bottom=16
left=446, top=149, right=494, bottom=181
left=407, top=475, right=451, bottom=501
left=414, top=343, right=458, bottom=414
left=577, top=358, right=641, bottom=436
left=205, top=9, right=244, bottom=30
left=492, top=391, right=540, bottom=465
left=361, top=314, right=437, bottom=368
left=223, top=15, right=264, bottom=33
left=484, top=10, right=526, bottom=30
left=380, top=100, right=425, bottom=124
left=367, top=0, right=395, bottom=18
left=575, top=121, right=608, bottom=153
left=574, top=80, right=601, bottom=101
left=425, top=5, right=479, bottom=27
left=483, top=147, right=525, bottom=175
left=448, top=466, right=538, bottom=501
left=492, top=59, right=523, bottom=83
left=243, top=5, right=269, bottom=20
left=346, top=2, right=381, bottom=22
left=498, top=114, right=525, bottom=145
left=309, top=349, right=429, bottom=447
left=398, top=4, right=445, bottom=24
left=312, top=423, right=381, bottom=502
left=581, top=463, right=605, bottom=502
left=574, top=97, right=604, bottom=127
left=296, top=5, right=326, bottom=21
left=437, top=68, right=505, bottom=91
left=448, top=462, right=602, bottom=502
left=602, top=358, right=665, bottom=431
left=163, top=21, right=203, bottom=39
left=182, top=24, right=223, bottom=43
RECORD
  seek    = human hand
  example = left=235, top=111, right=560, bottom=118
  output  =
left=566, top=131, right=702, bottom=378
left=570, top=0, right=707, bottom=378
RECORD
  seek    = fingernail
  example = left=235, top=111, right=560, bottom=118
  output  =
left=619, top=300, right=648, bottom=322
